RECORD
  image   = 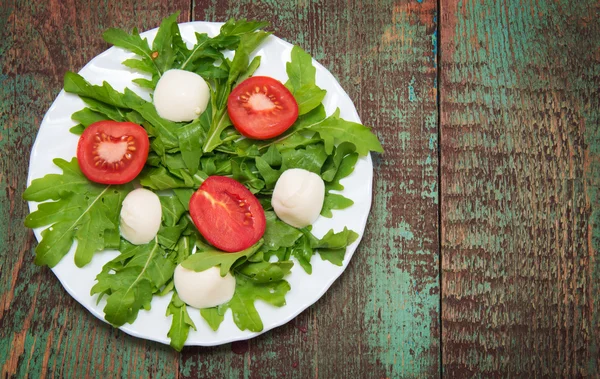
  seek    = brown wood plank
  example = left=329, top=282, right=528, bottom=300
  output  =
left=189, top=1, right=440, bottom=378
left=0, top=2, right=190, bottom=378
left=440, top=0, right=600, bottom=377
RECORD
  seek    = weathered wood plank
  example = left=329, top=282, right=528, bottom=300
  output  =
left=0, top=2, right=189, bottom=378
left=190, top=1, right=440, bottom=378
left=440, top=0, right=600, bottom=376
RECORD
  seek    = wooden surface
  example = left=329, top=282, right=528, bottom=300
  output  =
left=1, top=1, right=439, bottom=378
left=1, top=0, right=599, bottom=378
left=441, top=0, right=600, bottom=377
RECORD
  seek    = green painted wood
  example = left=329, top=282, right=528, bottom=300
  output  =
left=0, top=3, right=189, bottom=378
left=440, top=0, right=600, bottom=377
left=0, top=0, right=440, bottom=378
left=191, top=1, right=440, bottom=378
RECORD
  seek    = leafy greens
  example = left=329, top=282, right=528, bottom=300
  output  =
left=23, top=13, right=383, bottom=351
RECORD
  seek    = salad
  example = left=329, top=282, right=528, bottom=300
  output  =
left=23, top=13, right=383, bottom=350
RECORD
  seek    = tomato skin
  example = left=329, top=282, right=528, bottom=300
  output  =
left=77, top=121, right=149, bottom=185
left=189, top=176, right=266, bottom=252
left=227, top=76, right=299, bottom=140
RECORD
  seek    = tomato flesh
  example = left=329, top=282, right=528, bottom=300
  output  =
left=227, top=76, right=299, bottom=140
left=189, top=176, right=266, bottom=252
left=77, top=121, right=149, bottom=185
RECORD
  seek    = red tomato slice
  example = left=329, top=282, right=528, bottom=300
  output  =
left=189, top=176, right=266, bottom=252
left=77, top=121, right=149, bottom=185
left=227, top=76, right=299, bottom=140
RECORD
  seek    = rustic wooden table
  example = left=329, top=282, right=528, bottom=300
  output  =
left=1, top=0, right=598, bottom=377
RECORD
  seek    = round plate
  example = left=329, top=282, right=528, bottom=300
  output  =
left=27, top=21, right=373, bottom=347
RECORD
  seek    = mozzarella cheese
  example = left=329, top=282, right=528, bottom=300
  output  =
left=120, top=188, right=162, bottom=245
left=153, top=69, right=210, bottom=122
left=271, top=168, right=325, bottom=228
left=173, top=265, right=236, bottom=309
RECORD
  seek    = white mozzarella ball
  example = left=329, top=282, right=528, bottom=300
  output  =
left=271, top=168, right=325, bottom=228
left=173, top=265, right=236, bottom=309
left=120, top=188, right=162, bottom=245
left=153, top=69, right=210, bottom=122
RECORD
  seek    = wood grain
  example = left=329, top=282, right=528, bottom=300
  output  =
left=192, top=0, right=440, bottom=378
left=1, top=0, right=440, bottom=378
left=440, top=0, right=600, bottom=377
left=0, top=2, right=189, bottom=378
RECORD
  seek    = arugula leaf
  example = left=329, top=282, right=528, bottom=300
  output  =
left=159, top=195, right=186, bottom=227
left=291, top=233, right=314, bottom=274
left=23, top=158, right=129, bottom=267
left=281, top=143, right=328, bottom=174
left=228, top=276, right=290, bottom=332
left=203, top=30, right=270, bottom=153
left=262, top=212, right=303, bottom=251
left=308, top=109, right=383, bottom=156
left=71, top=108, right=109, bottom=128
left=313, top=227, right=358, bottom=249
left=69, top=124, right=85, bottom=135
left=181, top=240, right=263, bottom=276
left=91, top=238, right=175, bottom=326
left=151, top=12, right=179, bottom=74
left=200, top=304, right=228, bottom=331
left=64, top=72, right=129, bottom=108
left=236, top=260, right=294, bottom=283
left=285, top=46, right=317, bottom=92
left=103, top=20, right=163, bottom=83
left=231, top=159, right=265, bottom=193
left=321, top=142, right=356, bottom=182
left=255, top=156, right=281, bottom=189
left=321, top=193, right=354, bottom=218
left=294, top=85, right=327, bottom=115
left=166, top=292, right=196, bottom=351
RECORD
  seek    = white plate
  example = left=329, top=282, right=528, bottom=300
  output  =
left=26, top=21, right=373, bottom=347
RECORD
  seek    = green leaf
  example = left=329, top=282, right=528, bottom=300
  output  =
left=181, top=240, right=263, bottom=276
left=178, top=117, right=207, bottom=174
left=236, top=56, right=261, bottom=85
left=64, top=72, right=129, bottom=108
left=262, top=212, right=303, bottom=251
left=318, top=249, right=346, bottom=266
left=160, top=195, right=186, bottom=227
left=200, top=304, right=228, bottom=331
left=122, top=58, right=155, bottom=74
left=281, top=143, right=328, bottom=174
left=166, top=292, right=196, bottom=351
left=308, top=110, right=383, bottom=156
left=231, top=159, right=265, bottom=193
left=139, top=167, right=187, bottom=190
left=24, top=158, right=95, bottom=201
left=69, top=124, right=85, bottom=135
left=103, top=26, right=159, bottom=77
left=71, top=108, right=109, bottom=127
left=294, top=85, right=327, bottom=115
left=173, top=189, right=194, bottom=211
left=261, top=145, right=282, bottom=167
left=320, top=193, right=354, bottom=218
left=255, top=157, right=280, bottom=189
left=228, top=276, right=290, bottom=332
left=122, top=89, right=180, bottom=149
left=23, top=158, right=130, bottom=267
left=235, top=260, right=294, bottom=283
left=313, top=227, right=358, bottom=249
left=285, top=46, right=317, bottom=91
left=92, top=238, right=174, bottom=326
left=219, top=19, right=269, bottom=37
left=326, top=151, right=358, bottom=191
left=291, top=234, right=314, bottom=274
left=152, top=12, right=179, bottom=74
left=321, top=142, right=356, bottom=182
